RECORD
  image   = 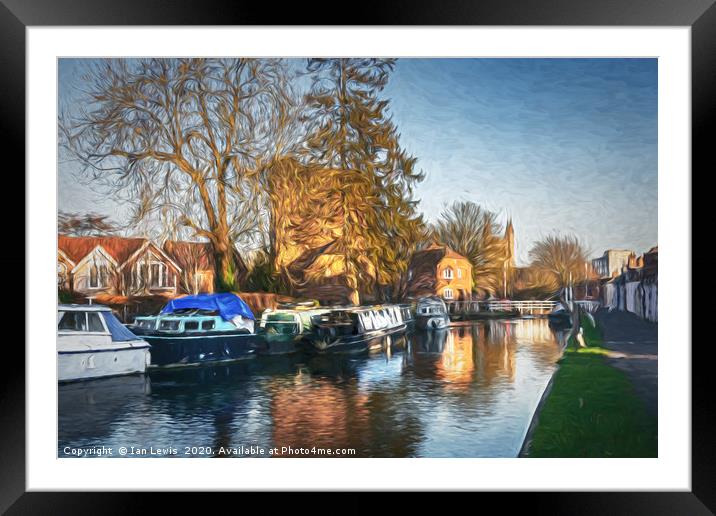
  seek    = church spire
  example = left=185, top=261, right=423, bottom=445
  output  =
left=504, top=218, right=515, bottom=267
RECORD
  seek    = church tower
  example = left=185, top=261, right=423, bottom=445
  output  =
left=504, top=218, right=515, bottom=267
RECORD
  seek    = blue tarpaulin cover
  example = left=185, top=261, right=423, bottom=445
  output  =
left=161, top=293, right=255, bottom=321
left=104, top=311, right=144, bottom=342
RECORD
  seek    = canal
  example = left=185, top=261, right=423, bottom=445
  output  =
left=58, top=317, right=564, bottom=458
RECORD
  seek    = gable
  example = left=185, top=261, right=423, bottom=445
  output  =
left=119, top=242, right=182, bottom=273
left=70, top=245, right=118, bottom=274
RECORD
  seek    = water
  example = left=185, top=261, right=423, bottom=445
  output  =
left=58, top=318, right=563, bottom=458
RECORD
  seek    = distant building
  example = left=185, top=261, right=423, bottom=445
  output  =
left=406, top=244, right=473, bottom=301
left=642, top=246, right=658, bottom=279
left=591, top=249, right=634, bottom=279
left=58, top=235, right=182, bottom=297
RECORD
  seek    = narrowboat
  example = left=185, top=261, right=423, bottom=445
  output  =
left=58, top=304, right=151, bottom=382
left=129, top=293, right=258, bottom=367
left=415, top=296, right=450, bottom=330
left=257, top=303, right=330, bottom=355
left=305, top=304, right=411, bottom=354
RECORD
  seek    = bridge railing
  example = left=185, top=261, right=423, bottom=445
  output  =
left=446, top=300, right=557, bottom=314
left=445, top=299, right=602, bottom=315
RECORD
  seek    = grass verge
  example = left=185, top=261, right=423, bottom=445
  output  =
left=526, top=315, right=657, bottom=457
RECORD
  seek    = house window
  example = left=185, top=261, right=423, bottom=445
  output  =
left=457, top=268, right=463, bottom=279
left=202, top=320, right=215, bottom=331
left=135, top=263, right=149, bottom=287
left=150, top=262, right=167, bottom=287
left=443, top=267, right=454, bottom=280
left=443, top=288, right=454, bottom=300
left=88, top=264, right=108, bottom=288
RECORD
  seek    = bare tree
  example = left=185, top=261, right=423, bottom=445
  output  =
left=60, top=58, right=300, bottom=291
left=431, top=201, right=507, bottom=296
left=58, top=211, right=117, bottom=236
left=529, top=233, right=591, bottom=344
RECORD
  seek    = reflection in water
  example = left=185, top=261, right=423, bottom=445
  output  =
left=58, top=318, right=562, bottom=458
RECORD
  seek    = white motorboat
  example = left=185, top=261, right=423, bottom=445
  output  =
left=57, top=304, right=151, bottom=382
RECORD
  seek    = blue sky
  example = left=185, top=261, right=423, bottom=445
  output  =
left=58, top=58, right=657, bottom=265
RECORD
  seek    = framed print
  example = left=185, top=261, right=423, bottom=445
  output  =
left=3, top=0, right=710, bottom=512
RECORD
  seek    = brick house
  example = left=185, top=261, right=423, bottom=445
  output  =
left=406, top=244, right=473, bottom=301
left=58, top=235, right=182, bottom=297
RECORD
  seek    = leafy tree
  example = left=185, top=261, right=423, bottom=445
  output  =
left=300, top=58, right=426, bottom=301
left=60, top=58, right=297, bottom=292
left=432, top=201, right=507, bottom=296
left=267, top=159, right=385, bottom=305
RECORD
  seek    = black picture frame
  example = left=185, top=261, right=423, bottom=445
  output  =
left=2, top=0, right=708, bottom=513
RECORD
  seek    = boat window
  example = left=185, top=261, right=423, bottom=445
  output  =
left=361, top=313, right=373, bottom=330
left=159, top=320, right=180, bottom=331
left=87, top=312, right=105, bottom=332
left=370, top=311, right=380, bottom=329
left=184, top=321, right=199, bottom=331
left=202, top=320, right=215, bottom=330
left=58, top=311, right=87, bottom=331
left=137, top=319, right=155, bottom=329
left=266, top=321, right=299, bottom=335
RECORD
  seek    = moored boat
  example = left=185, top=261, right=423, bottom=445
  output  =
left=257, top=303, right=330, bottom=355
left=58, top=304, right=151, bottom=382
left=415, top=296, right=450, bottom=330
left=305, top=304, right=411, bottom=354
left=130, top=293, right=258, bottom=367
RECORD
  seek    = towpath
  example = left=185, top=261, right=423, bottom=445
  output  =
left=592, top=309, right=658, bottom=418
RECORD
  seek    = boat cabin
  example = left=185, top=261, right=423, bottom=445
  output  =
left=134, top=309, right=246, bottom=334
left=58, top=304, right=142, bottom=344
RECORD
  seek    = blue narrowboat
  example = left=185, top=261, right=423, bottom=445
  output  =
left=129, top=293, right=258, bottom=367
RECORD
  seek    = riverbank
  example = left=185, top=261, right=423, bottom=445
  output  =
left=523, top=310, right=657, bottom=457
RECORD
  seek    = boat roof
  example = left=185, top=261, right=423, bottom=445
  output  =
left=58, top=304, right=112, bottom=312
left=325, top=305, right=402, bottom=314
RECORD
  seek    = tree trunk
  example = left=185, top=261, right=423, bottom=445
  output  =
left=213, top=239, right=239, bottom=292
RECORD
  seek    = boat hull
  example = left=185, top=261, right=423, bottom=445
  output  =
left=58, top=345, right=150, bottom=382
left=134, top=331, right=258, bottom=367
left=415, top=315, right=450, bottom=330
left=305, top=323, right=408, bottom=354
left=449, top=311, right=520, bottom=321
left=256, top=333, right=304, bottom=355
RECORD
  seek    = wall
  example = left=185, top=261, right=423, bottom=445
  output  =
left=436, top=257, right=472, bottom=300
